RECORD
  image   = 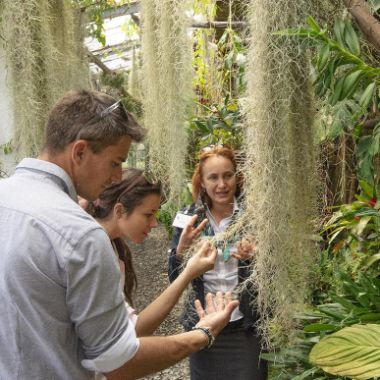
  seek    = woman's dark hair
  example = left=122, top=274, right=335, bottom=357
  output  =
left=87, top=168, right=161, bottom=306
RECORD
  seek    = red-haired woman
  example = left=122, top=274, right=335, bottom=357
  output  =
left=168, top=146, right=267, bottom=380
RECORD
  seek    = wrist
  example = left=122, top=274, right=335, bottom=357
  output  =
left=192, top=326, right=215, bottom=349
left=176, top=245, right=185, bottom=258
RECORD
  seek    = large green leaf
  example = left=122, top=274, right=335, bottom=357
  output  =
left=310, top=324, right=380, bottom=379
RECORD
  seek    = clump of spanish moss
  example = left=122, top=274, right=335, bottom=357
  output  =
left=128, top=46, right=142, bottom=101
left=238, top=0, right=318, bottom=348
left=0, top=0, right=90, bottom=160
left=141, top=0, right=193, bottom=206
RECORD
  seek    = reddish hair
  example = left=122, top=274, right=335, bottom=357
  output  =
left=191, top=146, right=242, bottom=206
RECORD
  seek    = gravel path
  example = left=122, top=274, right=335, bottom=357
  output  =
left=130, top=225, right=190, bottom=380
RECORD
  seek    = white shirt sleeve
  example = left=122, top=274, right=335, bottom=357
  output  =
left=81, top=320, right=140, bottom=372
left=65, top=228, right=140, bottom=371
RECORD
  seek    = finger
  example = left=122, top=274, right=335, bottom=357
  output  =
left=224, top=291, right=233, bottom=307
left=208, top=245, right=217, bottom=261
left=214, top=292, right=224, bottom=311
left=195, top=299, right=206, bottom=319
left=230, top=252, right=242, bottom=260
left=241, top=239, right=250, bottom=252
left=186, top=214, right=198, bottom=229
left=205, top=292, right=215, bottom=313
left=225, top=299, right=240, bottom=314
left=194, top=218, right=208, bottom=234
left=198, top=240, right=211, bottom=256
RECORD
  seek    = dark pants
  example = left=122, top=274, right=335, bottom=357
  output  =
left=190, top=320, right=268, bottom=380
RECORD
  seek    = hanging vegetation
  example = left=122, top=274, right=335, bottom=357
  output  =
left=141, top=0, right=193, bottom=206
left=128, top=46, right=141, bottom=101
left=0, top=0, right=90, bottom=159
left=240, top=0, right=318, bottom=347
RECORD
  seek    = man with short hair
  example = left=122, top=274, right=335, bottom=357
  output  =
left=0, top=90, right=238, bottom=380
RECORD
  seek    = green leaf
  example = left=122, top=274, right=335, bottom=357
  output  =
left=304, top=323, right=338, bottom=333
left=359, top=179, right=375, bottom=198
left=317, top=44, right=330, bottom=71
left=344, top=19, right=361, bottom=55
left=330, top=76, right=345, bottom=106
left=360, top=313, right=380, bottom=322
left=328, top=118, right=343, bottom=139
left=334, top=19, right=346, bottom=47
left=306, top=16, right=321, bottom=33
left=364, top=253, right=380, bottom=269
left=359, top=83, right=376, bottom=109
left=310, top=324, right=380, bottom=379
left=340, top=70, right=362, bottom=100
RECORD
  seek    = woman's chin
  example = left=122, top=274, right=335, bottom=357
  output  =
left=213, top=195, right=233, bottom=204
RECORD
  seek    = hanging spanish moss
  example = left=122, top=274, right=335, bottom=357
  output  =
left=0, top=0, right=90, bottom=159
left=238, top=0, right=318, bottom=347
left=141, top=0, right=193, bottom=205
left=128, top=46, right=141, bottom=101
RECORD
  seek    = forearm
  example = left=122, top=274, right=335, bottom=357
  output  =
left=135, top=269, right=192, bottom=336
left=104, top=331, right=207, bottom=380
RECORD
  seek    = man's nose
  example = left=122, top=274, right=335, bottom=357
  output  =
left=111, top=167, right=122, bottom=184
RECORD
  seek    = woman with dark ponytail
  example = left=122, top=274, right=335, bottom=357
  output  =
left=87, top=168, right=218, bottom=337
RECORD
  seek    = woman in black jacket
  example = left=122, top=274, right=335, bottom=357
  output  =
left=168, top=146, right=267, bottom=380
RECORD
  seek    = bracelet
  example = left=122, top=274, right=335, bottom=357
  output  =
left=192, top=326, right=215, bottom=349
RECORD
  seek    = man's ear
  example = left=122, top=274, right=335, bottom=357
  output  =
left=71, top=140, right=89, bottom=165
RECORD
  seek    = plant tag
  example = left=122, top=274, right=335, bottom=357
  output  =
left=172, top=212, right=193, bottom=229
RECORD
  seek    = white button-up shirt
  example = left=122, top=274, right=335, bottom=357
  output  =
left=203, top=199, right=244, bottom=321
left=0, top=158, right=139, bottom=379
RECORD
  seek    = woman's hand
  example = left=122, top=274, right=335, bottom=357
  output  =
left=231, top=237, right=256, bottom=261
left=176, top=214, right=208, bottom=257
left=183, top=241, right=217, bottom=279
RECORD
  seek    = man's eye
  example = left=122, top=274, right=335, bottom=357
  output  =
left=111, top=162, right=121, bottom=168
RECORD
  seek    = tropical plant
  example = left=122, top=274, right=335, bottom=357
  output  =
left=319, top=181, right=380, bottom=287
left=279, top=15, right=380, bottom=195
left=310, top=324, right=380, bottom=379
left=264, top=270, right=380, bottom=379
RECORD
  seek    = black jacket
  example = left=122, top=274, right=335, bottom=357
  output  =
left=167, top=201, right=259, bottom=331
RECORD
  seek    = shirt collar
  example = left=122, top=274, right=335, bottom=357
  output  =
left=16, top=158, right=78, bottom=201
left=206, top=197, right=239, bottom=227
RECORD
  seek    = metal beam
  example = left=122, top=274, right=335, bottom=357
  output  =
left=102, top=2, right=140, bottom=19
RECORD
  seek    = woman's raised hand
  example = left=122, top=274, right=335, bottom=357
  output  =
left=231, top=237, right=256, bottom=261
left=184, top=240, right=217, bottom=279
left=176, top=214, right=208, bottom=257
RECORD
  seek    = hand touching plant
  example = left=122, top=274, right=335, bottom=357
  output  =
left=231, top=237, right=256, bottom=261
left=176, top=214, right=208, bottom=257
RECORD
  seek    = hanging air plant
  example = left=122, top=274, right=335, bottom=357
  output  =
left=240, top=0, right=318, bottom=347
left=141, top=0, right=193, bottom=206
left=0, top=0, right=89, bottom=160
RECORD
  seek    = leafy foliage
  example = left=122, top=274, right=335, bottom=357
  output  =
left=278, top=16, right=380, bottom=188
left=310, top=324, right=380, bottom=379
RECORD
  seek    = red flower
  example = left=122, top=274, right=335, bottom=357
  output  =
left=369, top=198, right=377, bottom=207
left=354, top=215, right=361, bottom=221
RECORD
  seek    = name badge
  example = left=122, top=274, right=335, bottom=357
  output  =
left=172, top=212, right=193, bottom=229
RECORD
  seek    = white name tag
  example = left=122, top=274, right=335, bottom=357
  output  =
left=172, top=212, right=193, bottom=229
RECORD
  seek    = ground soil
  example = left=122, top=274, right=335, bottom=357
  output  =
left=130, top=225, right=190, bottom=380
